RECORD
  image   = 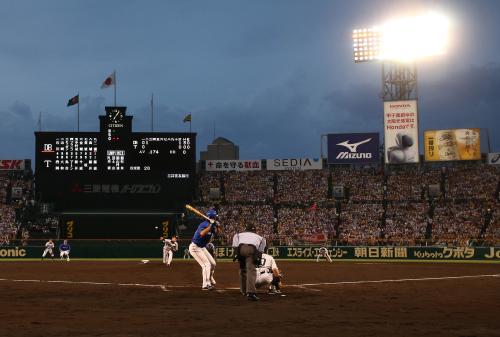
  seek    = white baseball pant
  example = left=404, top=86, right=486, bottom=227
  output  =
left=60, top=251, right=70, bottom=261
left=163, top=248, right=173, bottom=265
left=189, top=242, right=216, bottom=288
left=42, top=248, right=53, bottom=258
left=255, top=269, right=273, bottom=288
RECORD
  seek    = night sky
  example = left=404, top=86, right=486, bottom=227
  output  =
left=1, top=0, right=499, bottom=161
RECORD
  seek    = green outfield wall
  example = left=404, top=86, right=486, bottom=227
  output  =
left=1, top=242, right=499, bottom=261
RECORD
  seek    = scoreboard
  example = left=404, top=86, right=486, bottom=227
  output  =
left=35, top=107, right=196, bottom=211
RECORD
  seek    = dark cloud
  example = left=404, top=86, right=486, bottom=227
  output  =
left=322, top=83, right=383, bottom=133
left=1, top=1, right=500, bottom=161
left=420, top=63, right=500, bottom=130
left=9, top=101, right=33, bottom=118
left=0, top=102, right=36, bottom=159
left=320, top=63, right=500, bottom=152
left=193, top=72, right=317, bottom=158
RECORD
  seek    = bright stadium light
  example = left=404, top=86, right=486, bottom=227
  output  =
left=353, top=11, right=450, bottom=63
left=352, top=27, right=382, bottom=63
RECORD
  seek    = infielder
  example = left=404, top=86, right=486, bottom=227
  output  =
left=256, top=253, right=283, bottom=294
left=42, top=239, right=55, bottom=260
left=189, top=209, right=219, bottom=290
left=59, top=240, right=71, bottom=262
left=161, top=235, right=178, bottom=266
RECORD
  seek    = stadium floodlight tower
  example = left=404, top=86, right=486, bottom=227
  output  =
left=353, top=11, right=449, bottom=100
left=352, top=11, right=449, bottom=164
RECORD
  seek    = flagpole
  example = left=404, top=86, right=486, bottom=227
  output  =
left=151, top=93, right=154, bottom=132
left=77, top=92, right=80, bottom=132
left=38, top=111, right=42, bottom=132
left=189, top=118, right=192, bottom=133
left=114, top=70, right=117, bottom=106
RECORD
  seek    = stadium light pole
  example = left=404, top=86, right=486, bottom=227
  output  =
left=352, top=11, right=449, bottom=162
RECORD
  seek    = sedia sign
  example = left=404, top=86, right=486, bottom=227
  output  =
left=266, top=158, right=322, bottom=171
left=0, top=247, right=27, bottom=258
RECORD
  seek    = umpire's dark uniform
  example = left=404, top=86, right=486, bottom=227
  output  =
left=232, top=224, right=267, bottom=301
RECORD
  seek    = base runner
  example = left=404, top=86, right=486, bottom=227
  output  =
left=256, top=253, right=283, bottom=294
left=59, top=240, right=71, bottom=262
left=161, top=235, right=178, bottom=266
left=42, top=239, right=55, bottom=260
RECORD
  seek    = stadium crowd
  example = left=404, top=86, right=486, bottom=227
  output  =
left=338, top=203, right=384, bottom=245
left=0, top=172, right=30, bottom=245
left=1, top=161, right=499, bottom=247
left=224, top=171, right=274, bottom=203
left=275, top=170, right=329, bottom=204
left=196, top=162, right=499, bottom=246
left=383, top=203, right=428, bottom=245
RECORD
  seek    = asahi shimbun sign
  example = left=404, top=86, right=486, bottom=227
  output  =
left=327, top=133, right=379, bottom=164
left=266, top=158, right=322, bottom=171
left=384, top=100, right=419, bottom=164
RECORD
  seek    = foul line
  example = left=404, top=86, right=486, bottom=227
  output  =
left=0, top=274, right=498, bottom=293
left=287, top=274, right=500, bottom=288
left=0, top=278, right=172, bottom=292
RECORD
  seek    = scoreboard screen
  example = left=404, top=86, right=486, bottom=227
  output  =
left=35, top=107, right=196, bottom=211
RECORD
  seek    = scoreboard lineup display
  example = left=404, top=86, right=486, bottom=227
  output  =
left=35, top=107, right=196, bottom=211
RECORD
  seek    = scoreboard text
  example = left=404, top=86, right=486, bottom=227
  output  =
left=35, top=107, right=196, bottom=211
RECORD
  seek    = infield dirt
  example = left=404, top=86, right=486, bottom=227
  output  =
left=1, top=261, right=499, bottom=337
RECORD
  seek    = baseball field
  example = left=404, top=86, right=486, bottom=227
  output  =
left=1, top=260, right=499, bottom=337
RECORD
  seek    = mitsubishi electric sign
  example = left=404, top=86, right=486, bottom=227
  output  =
left=327, top=133, right=380, bottom=164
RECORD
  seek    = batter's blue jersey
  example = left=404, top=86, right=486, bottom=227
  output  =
left=191, top=221, right=215, bottom=248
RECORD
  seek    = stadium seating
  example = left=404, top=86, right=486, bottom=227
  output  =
left=196, top=163, right=500, bottom=246
left=1, top=163, right=499, bottom=246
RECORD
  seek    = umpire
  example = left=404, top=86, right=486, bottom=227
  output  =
left=232, top=223, right=266, bottom=301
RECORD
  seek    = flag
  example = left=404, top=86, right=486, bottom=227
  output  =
left=67, top=94, right=79, bottom=107
left=183, top=114, right=192, bottom=122
left=101, top=72, right=115, bottom=89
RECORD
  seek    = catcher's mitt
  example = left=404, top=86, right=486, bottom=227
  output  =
left=272, top=271, right=284, bottom=288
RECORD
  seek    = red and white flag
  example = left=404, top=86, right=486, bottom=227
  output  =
left=101, top=72, right=115, bottom=89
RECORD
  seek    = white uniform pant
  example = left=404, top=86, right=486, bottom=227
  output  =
left=255, top=269, right=273, bottom=288
left=60, top=251, right=70, bottom=260
left=42, top=248, right=53, bottom=258
left=163, top=248, right=173, bottom=265
left=189, top=243, right=216, bottom=288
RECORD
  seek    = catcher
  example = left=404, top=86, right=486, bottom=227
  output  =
left=255, top=253, right=283, bottom=294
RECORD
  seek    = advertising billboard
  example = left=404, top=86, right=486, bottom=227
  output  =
left=384, top=100, right=419, bottom=164
left=205, top=160, right=261, bottom=171
left=0, top=159, right=25, bottom=170
left=327, top=133, right=380, bottom=164
left=266, top=158, right=322, bottom=170
left=488, top=153, right=500, bottom=165
left=424, top=129, right=481, bottom=161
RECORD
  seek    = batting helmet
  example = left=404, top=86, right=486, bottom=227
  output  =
left=206, top=209, right=218, bottom=219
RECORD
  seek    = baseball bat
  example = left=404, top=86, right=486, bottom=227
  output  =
left=185, top=204, right=212, bottom=222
